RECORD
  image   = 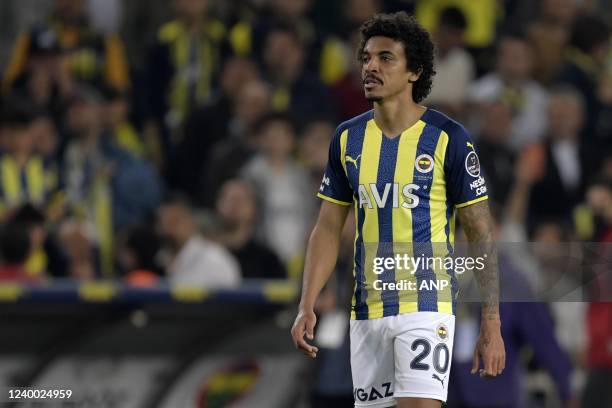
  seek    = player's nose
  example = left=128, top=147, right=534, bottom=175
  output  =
left=364, top=57, right=379, bottom=73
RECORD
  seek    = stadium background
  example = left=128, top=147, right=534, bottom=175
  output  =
left=0, top=0, right=610, bottom=407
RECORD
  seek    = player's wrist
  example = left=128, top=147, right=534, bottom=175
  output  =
left=480, top=303, right=500, bottom=318
left=298, top=301, right=315, bottom=313
left=480, top=305, right=501, bottom=323
left=481, top=311, right=500, bottom=320
left=480, top=316, right=501, bottom=332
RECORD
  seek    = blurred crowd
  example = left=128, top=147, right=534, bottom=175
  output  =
left=0, top=0, right=610, bottom=406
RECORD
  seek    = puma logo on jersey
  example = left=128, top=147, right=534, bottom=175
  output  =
left=466, top=142, right=474, bottom=149
left=345, top=154, right=361, bottom=169
left=432, top=373, right=446, bottom=389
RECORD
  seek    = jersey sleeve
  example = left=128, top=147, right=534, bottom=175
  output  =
left=444, top=125, right=489, bottom=208
left=317, top=127, right=353, bottom=206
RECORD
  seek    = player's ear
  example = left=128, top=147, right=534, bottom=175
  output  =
left=408, top=68, right=421, bottom=84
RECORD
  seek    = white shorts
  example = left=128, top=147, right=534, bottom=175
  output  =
left=350, top=312, right=456, bottom=407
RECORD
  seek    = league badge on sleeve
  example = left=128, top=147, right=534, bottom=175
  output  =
left=465, top=151, right=481, bottom=178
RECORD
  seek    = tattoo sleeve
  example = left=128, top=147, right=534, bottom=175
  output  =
left=457, top=201, right=500, bottom=319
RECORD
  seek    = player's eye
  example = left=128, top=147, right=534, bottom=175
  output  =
left=381, top=54, right=392, bottom=61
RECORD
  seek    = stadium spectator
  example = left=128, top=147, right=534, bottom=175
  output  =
left=156, top=198, right=241, bottom=288
left=315, top=0, right=383, bottom=89
left=501, top=147, right=587, bottom=365
left=415, top=0, right=500, bottom=49
left=2, top=26, right=73, bottom=123
left=169, top=58, right=260, bottom=205
left=425, top=6, right=475, bottom=118
left=450, top=189, right=575, bottom=407
left=299, top=119, right=334, bottom=175
left=582, top=176, right=612, bottom=408
left=583, top=299, right=612, bottom=406
left=201, top=79, right=271, bottom=207
left=319, top=0, right=390, bottom=87
left=0, top=219, right=39, bottom=283
left=261, top=25, right=335, bottom=124
left=215, top=179, right=286, bottom=280
left=57, top=218, right=97, bottom=280
left=468, top=32, right=548, bottom=151
left=147, top=0, right=229, bottom=142
left=299, top=118, right=335, bottom=199
left=10, top=204, right=49, bottom=279
left=7, top=200, right=69, bottom=279
left=556, top=15, right=610, bottom=141
left=329, top=28, right=372, bottom=120
left=474, top=101, right=516, bottom=206
left=594, top=71, right=612, bottom=164
left=30, top=113, right=60, bottom=162
left=342, top=0, right=383, bottom=31
left=28, top=113, right=67, bottom=224
left=181, top=57, right=260, bottom=151
left=585, top=176, right=612, bottom=241
left=228, top=0, right=317, bottom=65
left=529, top=217, right=587, bottom=365
left=526, top=0, right=577, bottom=85
left=241, top=113, right=313, bottom=268
left=120, top=0, right=171, bottom=71
left=2, top=0, right=129, bottom=93
left=449, top=273, right=574, bottom=408
left=62, top=85, right=162, bottom=275
left=0, top=102, right=62, bottom=219
left=118, top=224, right=163, bottom=287
left=0, top=0, right=49, bottom=60
left=529, top=86, right=586, bottom=222
left=103, top=88, right=145, bottom=159
left=499, top=145, right=545, bottom=278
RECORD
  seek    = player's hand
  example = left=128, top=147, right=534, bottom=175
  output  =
left=291, top=308, right=318, bottom=358
left=471, top=321, right=505, bottom=378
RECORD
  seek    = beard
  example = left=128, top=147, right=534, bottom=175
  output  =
left=366, top=94, right=383, bottom=102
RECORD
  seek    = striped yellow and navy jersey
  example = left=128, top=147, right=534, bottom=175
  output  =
left=318, top=108, right=488, bottom=320
left=0, top=154, right=60, bottom=217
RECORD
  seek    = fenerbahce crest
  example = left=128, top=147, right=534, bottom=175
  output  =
left=436, top=323, right=449, bottom=342
left=197, top=360, right=260, bottom=407
left=415, top=154, right=434, bottom=174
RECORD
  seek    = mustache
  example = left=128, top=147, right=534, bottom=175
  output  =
left=363, top=74, right=383, bottom=85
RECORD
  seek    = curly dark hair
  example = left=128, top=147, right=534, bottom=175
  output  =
left=357, top=12, right=435, bottom=103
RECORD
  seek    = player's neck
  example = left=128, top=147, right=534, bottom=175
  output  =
left=373, top=97, right=426, bottom=138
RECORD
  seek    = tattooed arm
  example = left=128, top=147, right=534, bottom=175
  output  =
left=458, top=200, right=500, bottom=318
left=458, top=200, right=506, bottom=378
